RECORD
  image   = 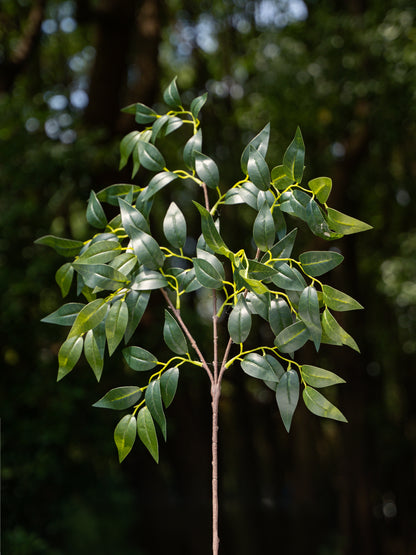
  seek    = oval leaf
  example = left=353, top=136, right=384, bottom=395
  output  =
left=138, top=141, right=166, bottom=171
left=57, top=335, right=83, bottom=381
left=253, top=203, right=275, bottom=251
left=274, top=320, right=310, bottom=353
left=123, top=346, right=158, bottom=371
left=69, top=299, right=108, bottom=338
left=303, top=386, right=347, bottom=423
left=41, top=302, right=85, bottom=326
left=299, top=286, right=322, bottom=350
left=87, top=190, right=107, bottom=228
left=160, top=368, right=179, bottom=408
left=299, top=250, right=344, bottom=277
left=114, top=414, right=136, bottom=462
left=247, top=146, right=270, bottom=191
left=145, top=380, right=167, bottom=440
left=105, top=299, right=129, bottom=355
left=228, top=297, right=251, bottom=344
left=163, top=310, right=188, bottom=354
left=137, top=406, right=159, bottom=463
left=93, top=386, right=142, bottom=410
left=301, top=365, right=345, bottom=388
left=276, top=369, right=299, bottom=432
left=163, top=202, right=187, bottom=249
left=195, top=151, right=219, bottom=189
left=322, top=285, right=364, bottom=312
left=241, top=352, right=281, bottom=382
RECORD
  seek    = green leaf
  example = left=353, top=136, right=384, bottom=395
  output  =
left=299, top=286, right=321, bottom=350
left=105, top=299, right=128, bottom=355
left=238, top=181, right=259, bottom=209
left=190, top=93, right=208, bottom=118
left=119, top=130, right=142, bottom=170
left=114, top=414, right=136, bottom=463
left=271, top=165, right=293, bottom=190
left=247, top=146, right=270, bottom=191
left=195, top=151, right=219, bottom=189
left=228, top=297, right=251, bottom=344
left=42, top=302, right=85, bottom=326
left=273, top=206, right=287, bottom=240
left=151, top=115, right=183, bottom=142
left=68, top=298, right=108, bottom=338
left=322, top=285, right=363, bottom=312
left=163, top=76, right=182, bottom=108
left=303, top=386, right=347, bottom=423
left=123, top=346, right=158, bottom=371
left=55, top=262, right=74, bottom=297
left=267, top=228, right=298, bottom=261
left=241, top=352, right=282, bottom=382
left=270, top=263, right=307, bottom=291
left=253, top=203, right=275, bottom=251
left=283, top=127, right=305, bottom=183
left=163, top=202, right=187, bottom=249
left=119, top=197, right=150, bottom=235
left=57, top=335, right=83, bottom=381
left=193, top=202, right=230, bottom=257
left=130, top=229, right=165, bottom=270
left=268, top=298, right=292, bottom=336
left=84, top=326, right=105, bottom=381
left=110, top=253, right=138, bottom=276
left=193, top=251, right=225, bottom=289
left=137, top=140, right=166, bottom=172
left=301, top=365, right=345, bottom=388
left=274, top=320, right=310, bottom=353
left=308, top=177, right=332, bottom=203
left=145, top=380, right=167, bottom=440
left=130, top=269, right=168, bottom=290
left=276, top=369, right=299, bottom=432
left=77, top=240, right=122, bottom=265
left=137, top=407, right=159, bottom=463
left=125, top=290, right=150, bottom=342
left=96, top=184, right=141, bottom=206
left=163, top=310, right=188, bottom=354
left=140, top=171, right=177, bottom=202
left=241, top=123, right=270, bottom=174
left=327, top=208, right=372, bottom=235
left=183, top=130, right=202, bottom=170
left=245, top=291, right=270, bottom=320
left=35, top=235, right=83, bottom=257
left=223, top=188, right=243, bottom=205
left=134, top=103, right=157, bottom=124
left=93, top=386, right=142, bottom=410
left=299, top=250, right=344, bottom=277
left=86, top=190, right=107, bottom=228
left=73, top=263, right=129, bottom=290
left=321, top=308, right=360, bottom=352
left=305, top=199, right=333, bottom=239
left=160, top=368, right=179, bottom=408
left=247, top=260, right=277, bottom=282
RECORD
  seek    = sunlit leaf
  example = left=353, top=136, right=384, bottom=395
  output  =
left=137, top=407, right=159, bottom=463
left=145, top=380, right=167, bottom=440
left=308, top=176, right=332, bottom=203
left=301, top=365, right=345, bottom=388
left=55, top=262, right=74, bottom=298
left=321, top=308, right=360, bottom=352
left=68, top=298, right=108, bottom=338
left=105, top=299, right=129, bottom=355
left=123, top=346, right=158, bottom=371
left=114, top=414, right=136, bottom=462
left=190, top=93, right=208, bottom=118
left=303, top=386, right=347, bottom=423
left=327, top=208, right=373, bottom=235
left=160, top=368, right=179, bottom=408
left=41, top=302, right=85, bottom=326
left=241, top=123, right=270, bottom=174
left=163, top=310, right=188, bottom=354
left=322, top=285, right=363, bottom=312
left=283, top=127, right=304, bottom=183
left=57, top=335, right=83, bottom=381
left=93, top=386, right=142, bottom=410
left=276, top=369, right=299, bottom=432
left=299, top=250, right=343, bottom=277
left=274, top=320, right=310, bottom=353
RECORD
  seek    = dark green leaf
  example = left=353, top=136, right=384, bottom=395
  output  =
left=267, top=228, right=298, bottom=262
left=130, top=268, right=168, bottom=290
left=163, top=310, right=188, bottom=354
left=223, top=188, right=243, bottom=205
left=327, top=208, right=373, bottom=235
left=268, top=298, right=292, bottom=336
left=119, top=130, right=142, bottom=170
left=253, top=203, right=275, bottom=251
left=303, top=386, right=347, bottom=422
left=301, top=365, right=345, bottom=388
left=195, top=151, right=219, bottom=189
left=138, top=141, right=166, bottom=171
left=270, top=263, right=307, bottom=291
left=114, top=414, right=136, bottom=462
left=140, top=171, right=177, bottom=201
left=271, top=165, right=293, bottom=190
left=228, top=297, right=251, bottom=344
left=125, top=290, right=150, bottom=342
left=84, top=326, right=105, bottom=381
left=163, top=76, right=182, bottom=108
left=274, top=321, right=310, bottom=353
left=96, top=184, right=141, bottom=206
left=247, top=146, right=270, bottom=191
left=322, top=285, right=363, bottom=312
left=35, top=235, right=83, bottom=257
left=299, top=286, right=321, bottom=350
left=151, top=115, right=183, bottom=142
left=160, top=368, right=179, bottom=408
left=119, top=197, right=150, bottom=235
left=190, top=93, right=208, bottom=118
left=105, top=299, right=128, bottom=355
left=299, top=250, right=344, bottom=277
left=245, top=291, right=270, bottom=320
left=130, top=229, right=165, bottom=270
left=110, top=253, right=138, bottom=276
left=163, top=202, right=187, bottom=249
left=145, top=380, right=167, bottom=440
left=57, top=335, right=83, bottom=381
left=42, top=302, right=85, bottom=326
left=247, top=260, right=277, bottom=281
left=308, top=177, right=332, bottom=203
left=73, top=263, right=129, bottom=290
left=135, top=103, right=157, bottom=124
left=87, top=190, right=107, bottom=228
left=183, top=130, right=202, bottom=170
left=241, top=123, right=270, bottom=174
left=123, top=346, right=158, bottom=371
left=321, top=308, right=360, bottom=352
left=276, top=369, right=299, bottom=432
left=68, top=298, right=108, bottom=338
left=55, top=262, right=74, bottom=297
left=77, top=240, right=122, bottom=265
left=193, top=202, right=230, bottom=257
left=283, top=127, right=305, bottom=183
left=238, top=181, right=259, bottom=209
left=193, top=258, right=224, bottom=289
left=241, top=352, right=281, bottom=382
left=137, top=407, right=159, bottom=463
left=273, top=205, right=287, bottom=239
left=93, top=386, right=142, bottom=410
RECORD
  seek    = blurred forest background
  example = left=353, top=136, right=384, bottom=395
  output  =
left=1, top=0, right=416, bottom=554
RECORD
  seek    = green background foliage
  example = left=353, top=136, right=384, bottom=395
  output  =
left=1, top=1, right=415, bottom=554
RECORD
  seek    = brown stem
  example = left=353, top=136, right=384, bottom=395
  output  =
left=211, top=381, right=221, bottom=555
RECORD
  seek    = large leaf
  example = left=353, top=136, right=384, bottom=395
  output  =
left=238, top=181, right=259, bottom=209
left=245, top=291, right=270, bottom=320
left=321, top=308, right=360, bottom=352
left=130, top=229, right=165, bottom=270
left=327, top=208, right=372, bottom=235
left=163, top=76, right=182, bottom=108
left=163, top=310, right=188, bottom=354
left=41, top=302, right=85, bottom=326
left=299, top=286, right=321, bottom=350
left=246, top=260, right=278, bottom=281
left=138, top=141, right=166, bottom=171
left=247, top=146, right=270, bottom=191
left=308, top=177, right=332, bottom=203
left=240, top=123, right=270, bottom=174
left=322, top=285, right=363, bottom=312
left=145, top=380, right=167, bottom=440
left=274, top=320, right=310, bottom=353
left=275, top=369, right=299, bottom=432
left=228, top=297, right=251, bottom=344
left=140, top=172, right=177, bottom=201
left=271, top=165, right=293, bottom=190
left=77, top=240, right=122, bottom=265
left=303, top=387, right=347, bottom=423
left=84, top=325, right=105, bottom=381
left=241, top=352, right=282, bottom=382
left=93, top=386, right=142, bottom=410
left=270, top=263, right=307, bottom=291
left=163, top=202, right=187, bottom=249
left=55, top=262, right=74, bottom=297
left=123, top=346, right=158, bottom=371
left=193, top=202, right=230, bottom=257
left=283, top=127, right=304, bottom=183
left=299, top=250, right=344, bottom=277
left=160, top=368, right=179, bottom=408
left=114, top=414, right=136, bottom=462
left=268, top=298, right=292, bottom=336
left=137, top=407, right=159, bottom=463
left=110, top=253, right=138, bottom=276
left=267, top=228, right=298, bottom=261
left=119, top=197, right=150, bottom=236
left=193, top=257, right=224, bottom=290
left=105, top=299, right=129, bottom=355
left=183, top=130, right=202, bottom=170
left=35, top=235, right=83, bottom=257
left=73, top=263, right=129, bottom=290
left=57, top=335, right=83, bottom=381
left=195, top=151, right=219, bottom=190
left=301, top=365, right=345, bottom=388
left=86, top=190, right=107, bottom=228
left=130, top=269, right=168, bottom=290
left=305, top=199, right=332, bottom=239
left=253, top=203, right=275, bottom=251
left=68, top=298, right=108, bottom=338
left=124, top=290, right=150, bottom=342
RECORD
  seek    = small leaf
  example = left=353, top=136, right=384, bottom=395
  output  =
left=241, top=123, right=270, bottom=174
left=134, top=103, right=157, bottom=124
left=163, top=202, right=187, bottom=249
left=193, top=202, right=231, bottom=257
left=123, top=346, right=158, bottom=371
left=86, top=190, right=107, bottom=228
left=119, top=130, right=142, bottom=170
left=301, top=365, right=345, bottom=388
left=245, top=290, right=270, bottom=320
left=303, top=386, right=347, bottom=423
left=276, top=369, right=299, bottom=432
left=114, top=414, right=136, bottom=462
left=271, top=165, right=293, bottom=190
left=241, top=352, right=281, bottom=382
left=283, top=127, right=305, bottom=183
left=105, top=299, right=129, bottom=355
left=321, top=308, right=360, bottom=352
left=77, top=240, right=122, bottom=265
left=55, top=262, right=74, bottom=297
left=57, top=335, right=83, bottom=381
left=183, top=130, right=202, bottom=170
left=119, top=197, right=150, bottom=236
left=247, top=146, right=270, bottom=191
left=125, top=291, right=150, bottom=342
left=35, top=235, right=83, bottom=257
left=268, top=298, right=292, bottom=336
left=84, top=326, right=105, bottom=381
left=163, top=76, right=182, bottom=108
left=193, top=254, right=225, bottom=289
left=270, top=263, right=307, bottom=291
left=130, top=268, right=168, bottom=290
left=327, top=208, right=372, bottom=235
left=228, top=297, right=251, bottom=344
left=322, top=285, right=363, bottom=312
left=190, top=92, right=208, bottom=118
left=140, top=171, right=177, bottom=201
left=274, top=321, right=310, bottom=353
left=130, top=229, right=165, bottom=270
left=195, top=151, right=219, bottom=189
left=267, top=228, right=298, bottom=261
left=42, top=302, right=85, bottom=326
left=299, top=250, right=344, bottom=277
left=96, top=183, right=141, bottom=206
left=308, top=177, right=332, bottom=203
left=145, top=380, right=167, bottom=440
left=68, top=298, right=108, bottom=338
left=137, top=407, right=159, bottom=463
left=160, top=368, right=179, bottom=408
left=93, top=386, right=142, bottom=410
left=163, top=310, right=188, bottom=354
left=305, top=199, right=332, bottom=239
left=138, top=141, right=166, bottom=171
left=253, top=203, right=275, bottom=251
left=73, top=263, right=129, bottom=290
left=299, top=286, right=322, bottom=350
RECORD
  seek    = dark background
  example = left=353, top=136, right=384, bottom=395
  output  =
left=1, top=1, right=415, bottom=553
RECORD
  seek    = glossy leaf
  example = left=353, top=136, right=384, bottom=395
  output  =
left=35, top=235, right=83, bottom=257
left=193, top=202, right=230, bottom=257
left=268, top=298, right=292, bottom=336
left=137, top=407, right=159, bottom=463
left=190, top=93, right=208, bottom=118
left=134, top=103, right=157, bottom=124
left=119, top=130, right=142, bottom=170
left=77, top=240, right=122, bottom=265
left=305, top=199, right=332, bottom=239
left=322, top=308, right=360, bottom=352
left=151, top=115, right=182, bottom=142
left=87, top=190, right=107, bottom=228
left=238, top=181, right=259, bottom=209
left=271, top=165, right=293, bottom=190
left=119, top=197, right=150, bottom=235
left=55, top=262, right=74, bottom=297
left=41, top=302, right=84, bottom=326
left=68, top=298, right=108, bottom=338
left=110, top=253, right=137, bottom=276
left=105, top=299, right=129, bottom=355
left=322, top=285, right=363, bottom=312
left=301, top=365, right=345, bottom=388
left=183, top=130, right=202, bottom=170
left=57, top=335, right=83, bottom=381
left=140, top=171, right=177, bottom=201
left=163, top=76, right=182, bottom=108
left=193, top=257, right=224, bottom=289
left=299, top=286, right=321, bottom=350
left=327, top=208, right=372, bottom=235
left=308, top=177, right=332, bottom=203
left=96, top=183, right=141, bottom=206
left=241, top=123, right=270, bottom=174
left=123, top=346, right=158, bottom=371
left=138, top=141, right=166, bottom=171
left=125, top=290, right=150, bottom=342
left=247, top=146, right=270, bottom=191
left=114, top=414, right=136, bottom=462
left=195, top=151, right=219, bottom=189
left=145, top=380, right=167, bottom=440
left=163, top=202, right=187, bottom=249
left=299, top=250, right=344, bottom=277
left=130, top=268, right=168, bottom=290
left=241, top=352, right=281, bottom=382
left=283, top=127, right=305, bottom=183
left=160, top=368, right=179, bottom=408
left=303, top=386, right=347, bottom=423
left=253, top=203, right=275, bottom=251
left=84, top=326, right=105, bottom=381
left=247, top=261, right=277, bottom=282
left=270, top=263, right=307, bottom=291
left=73, top=263, right=129, bottom=290
left=163, top=310, right=188, bottom=354
left=276, top=369, right=299, bottom=432
left=228, top=297, right=251, bottom=344
left=267, top=228, right=298, bottom=261
left=274, top=320, right=310, bottom=353
left=93, top=386, right=142, bottom=410
left=245, top=291, right=270, bottom=320
left=130, top=229, right=165, bottom=270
